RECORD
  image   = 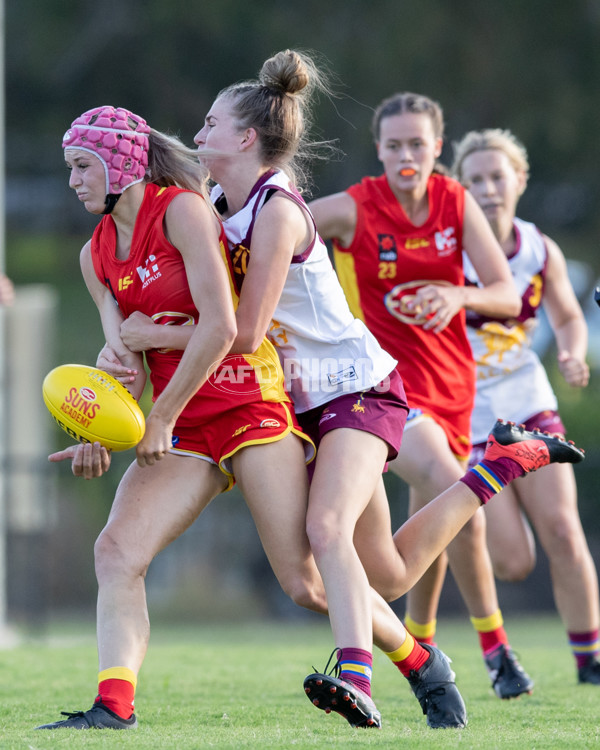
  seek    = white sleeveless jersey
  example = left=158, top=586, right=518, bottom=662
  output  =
left=463, top=217, right=557, bottom=444
left=211, top=170, right=397, bottom=413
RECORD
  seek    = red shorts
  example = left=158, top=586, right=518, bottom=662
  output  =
left=297, top=368, right=408, bottom=462
left=170, top=400, right=315, bottom=489
left=404, top=407, right=472, bottom=460
left=468, top=409, right=565, bottom=470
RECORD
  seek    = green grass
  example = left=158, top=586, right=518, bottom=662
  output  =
left=0, top=616, right=599, bottom=749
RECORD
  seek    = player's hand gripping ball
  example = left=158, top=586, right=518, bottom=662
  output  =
left=42, top=364, right=145, bottom=451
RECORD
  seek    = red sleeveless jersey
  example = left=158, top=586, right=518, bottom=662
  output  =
left=90, top=183, right=289, bottom=431
left=333, top=173, right=475, bottom=456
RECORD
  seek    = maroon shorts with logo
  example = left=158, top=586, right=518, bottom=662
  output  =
left=296, top=368, right=409, bottom=462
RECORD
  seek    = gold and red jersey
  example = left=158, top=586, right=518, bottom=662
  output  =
left=333, top=173, right=475, bottom=456
left=90, top=182, right=289, bottom=431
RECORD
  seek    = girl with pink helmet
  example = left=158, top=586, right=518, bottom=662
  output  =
left=62, top=106, right=150, bottom=213
left=39, top=103, right=328, bottom=730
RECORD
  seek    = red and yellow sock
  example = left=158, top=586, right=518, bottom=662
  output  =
left=96, top=666, right=137, bottom=719
left=470, top=610, right=509, bottom=655
left=385, top=632, right=430, bottom=677
left=404, top=614, right=437, bottom=646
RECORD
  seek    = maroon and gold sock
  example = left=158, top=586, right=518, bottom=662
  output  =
left=96, top=667, right=137, bottom=719
left=460, top=457, right=522, bottom=505
left=338, top=647, right=373, bottom=696
left=568, top=629, right=600, bottom=669
left=470, top=610, right=509, bottom=654
left=385, top=633, right=430, bottom=677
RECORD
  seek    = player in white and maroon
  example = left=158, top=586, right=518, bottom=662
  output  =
left=452, top=127, right=600, bottom=686
left=106, top=51, right=584, bottom=729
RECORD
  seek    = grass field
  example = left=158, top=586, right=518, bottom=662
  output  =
left=0, top=614, right=598, bottom=749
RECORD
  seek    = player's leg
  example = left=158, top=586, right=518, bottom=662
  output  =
left=356, top=470, right=494, bottom=608
left=95, top=455, right=227, bottom=669
left=304, top=419, right=584, bottom=725
left=388, top=419, right=463, bottom=614
left=354, top=470, right=470, bottom=730
left=305, top=427, right=389, bottom=726
left=354, top=477, right=453, bottom=605
left=353, top=476, right=409, bottom=597
left=231, top=433, right=328, bottom=614
left=305, top=429, right=467, bottom=729
left=404, top=486, right=448, bottom=643
left=389, top=418, right=532, bottom=698
left=484, top=481, right=537, bottom=581
left=517, top=463, right=600, bottom=683
left=306, top=428, right=387, bottom=649
left=357, top=417, right=586, bottom=704
left=234, top=428, right=466, bottom=729
left=36, top=454, right=227, bottom=730
left=388, top=419, right=496, bottom=623
left=354, top=477, right=448, bottom=629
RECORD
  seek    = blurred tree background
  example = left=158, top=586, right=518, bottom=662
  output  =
left=3, top=0, right=600, bottom=626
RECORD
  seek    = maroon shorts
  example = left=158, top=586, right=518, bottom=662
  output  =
left=296, top=368, right=408, bottom=462
left=468, top=409, right=565, bottom=470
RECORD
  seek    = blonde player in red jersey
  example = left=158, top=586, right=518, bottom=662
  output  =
left=310, top=91, right=535, bottom=699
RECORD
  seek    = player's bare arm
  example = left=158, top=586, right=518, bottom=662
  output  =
left=230, top=193, right=307, bottom=354
left=459, top=191, right=521, bottom=318
left=309, top=191, right=357, bottom=247
left=542, top=235, right=589, bottom=387
left=80, top=240, right=147, bottom=399
left=134, top=193, right=236, bottom=466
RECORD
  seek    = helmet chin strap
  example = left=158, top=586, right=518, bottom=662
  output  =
left=103, top=194, right=121, bottom=215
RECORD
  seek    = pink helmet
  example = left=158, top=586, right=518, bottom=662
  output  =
left=62, top=106, right=150, bottom=203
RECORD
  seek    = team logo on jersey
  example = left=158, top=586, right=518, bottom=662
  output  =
left=231, top=243, right=250, bottom=290
left=384, top=280, right=453, bottom=325
left=405, top=238, right=430, bottom=250
left=118, top=276, right=134, bottom=291
left=233, top=424, right=251, bottom=437
left=137, top=254, right=161, bottom=288
left=434, top=227, right=457, bottom=256
left=378, top=234, right=398, bottom=262
left=475, top=320, right=528, bottom=369
left=268, top=318, right=289, bottom=347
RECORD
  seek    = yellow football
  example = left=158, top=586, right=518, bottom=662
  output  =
left=42, top=364, right=145, bottom=451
